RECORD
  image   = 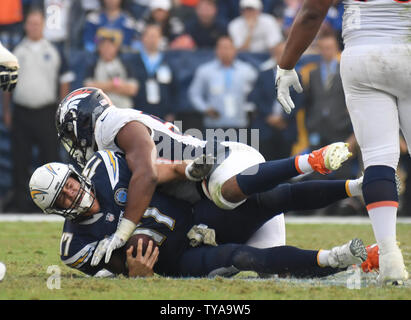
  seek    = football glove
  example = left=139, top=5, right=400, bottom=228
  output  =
left=185, top=154, right=215, bottom=182
left=91, top=218, right=136, bottom=266
left=275, top=65, right=303, bottom=114
left=0, top=65, right=18, bottom=92
left=0, top=44, right=19, bottom=92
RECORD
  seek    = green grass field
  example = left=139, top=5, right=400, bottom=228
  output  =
left=0, top=221, right=410, bottom=300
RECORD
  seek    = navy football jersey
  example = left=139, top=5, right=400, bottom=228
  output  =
left=60, top=150, right=194, bottom=276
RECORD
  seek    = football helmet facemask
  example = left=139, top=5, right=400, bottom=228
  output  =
left=56, top=87, right=112, bottom=167
left=29, top=162, right=95, bottom=220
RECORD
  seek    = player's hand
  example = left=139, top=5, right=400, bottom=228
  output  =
left=0, top=65, right=18, bottom=92
left=91, top=233, right=127, bottom=266
left=275, top=65, right=303, bottom=114
left=185, top=154, right=215, bottom=181
left=127, top=239, right=159, bottom=277
left=0, top=45, right=19, bottom=92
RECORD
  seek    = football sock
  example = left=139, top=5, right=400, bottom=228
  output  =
left=345, top=177, right=363, bottom=197
left=317, top=250, right=331, bottom=267
left=362, top=165, right=398, bottom=246
left=235, top=157, right=300, bottom=196
left=295, top=154, right=313, bottom=174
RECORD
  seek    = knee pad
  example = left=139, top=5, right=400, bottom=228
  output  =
left=363, top=165, right=398, bottom=205
left=204, top=141, right=265, bottom=210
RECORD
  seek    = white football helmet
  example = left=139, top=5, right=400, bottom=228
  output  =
left=29, top=162, right=95, bottom=220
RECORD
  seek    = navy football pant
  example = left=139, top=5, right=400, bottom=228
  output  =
left=178, top=244, right=338, bottom=278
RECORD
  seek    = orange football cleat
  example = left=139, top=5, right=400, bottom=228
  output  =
left=308, top=142, right=352, bottom=175
left=361, top=244, right=379, bottom=273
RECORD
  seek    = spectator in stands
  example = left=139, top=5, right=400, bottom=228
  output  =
left=188, top=35, right=258, bottom=132
left=173, top=0, right=199, bottom=21
left=84, top=32, right=138, bottom=109
left=301, top=31, right=363, bottom=216
left=83, top=0, right=138, bottom=52
left=1, top=9, right=74, bottom=212
left=126, top=0, right=151, bottom=20
left=41, top=0, right=72, bottom=53
left=304, top=32, right=355, bottom=156
left=218, top=0, right=285, bottom=26
left=228, top=0, right=283, bottom=54
left=0, top=0, right=24, bottom=50
left=249, top=42, right=302, bottom=160
left=132, top=24, right=177, bottom=121
left=144, top=0, right=185, bottom=48
left=184, top=0, right=227, bottom=49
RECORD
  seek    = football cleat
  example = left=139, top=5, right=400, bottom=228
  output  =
left=361, top=244, right=379, bottom=273
left=308, top=142, right=352, bottom=175
left=377, top=240, right=408, bottom=286
left=328, top=238, right=368, bottom=268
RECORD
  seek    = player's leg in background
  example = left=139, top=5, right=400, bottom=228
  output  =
left=255, top=180, right=362, bottom=214
left=203, top=142, right=287, bottom=248
left=208, top=141, right=351, bottom=209
left=341, top=45, right=408, bottom=284
left=177, top=242, right=365, bottom=278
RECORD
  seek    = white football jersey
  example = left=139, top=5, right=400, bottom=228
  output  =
left=94, top=106, right=207, bottom=160
left=342, top=0, right=411, bottom=46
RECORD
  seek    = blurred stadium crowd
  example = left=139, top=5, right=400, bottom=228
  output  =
left=0, top=0, right=410, bottom=215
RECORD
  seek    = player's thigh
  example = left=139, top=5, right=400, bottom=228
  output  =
left=205, top=141, right=265, bottom=209
left=192, top=198, right=271, bottom=244
left=341, top=49, right=400, bottom=169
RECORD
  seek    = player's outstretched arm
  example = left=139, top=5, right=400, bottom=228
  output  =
left=278, top=0, right=333, bottom=70
left=156, top=154, right=214, bottom=184
left=91, top=121, right=158, bottom=266
left=276, top=0, right=332, bottom=113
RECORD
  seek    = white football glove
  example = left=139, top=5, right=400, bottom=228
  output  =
left=0, top=44, right=19, bottom=92
left=275, top=65, right=303, bottom=114
left=185, top=154, right=215, bottom=182
left=90, top=218, right=136, bottom=266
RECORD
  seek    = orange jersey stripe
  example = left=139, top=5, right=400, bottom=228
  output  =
left=366, top=201, right=399, bottom=211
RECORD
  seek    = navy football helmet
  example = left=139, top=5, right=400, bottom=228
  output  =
left=56, top=87, right=112, bottom=167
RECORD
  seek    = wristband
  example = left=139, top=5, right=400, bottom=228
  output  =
left=115, top=217, right=137, bottom=241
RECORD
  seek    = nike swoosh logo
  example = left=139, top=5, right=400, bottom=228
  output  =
left=100, top=114, right=108, bottom=122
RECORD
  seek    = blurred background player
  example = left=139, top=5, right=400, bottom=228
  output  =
left=274, top=0, right=410, bottom=285
left=2, top=9, right=74, bottom=213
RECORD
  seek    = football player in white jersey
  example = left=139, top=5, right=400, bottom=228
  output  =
left=0, top=42, right=18, bottom=91
left=275, top=0, right=410, bottom=285
left=56, top=87, right=353, bottom=267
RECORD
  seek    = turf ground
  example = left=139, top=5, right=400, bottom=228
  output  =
left=0, top=220, right=410, bottom=301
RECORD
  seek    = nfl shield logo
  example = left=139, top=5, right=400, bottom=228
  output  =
left=114, top=188, right=128, bottom=206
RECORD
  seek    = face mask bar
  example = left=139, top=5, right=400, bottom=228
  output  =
left=45, top=168, right=95, bottom=220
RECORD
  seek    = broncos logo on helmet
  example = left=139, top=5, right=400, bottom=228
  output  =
left=56, top=87, right=112, bottom=167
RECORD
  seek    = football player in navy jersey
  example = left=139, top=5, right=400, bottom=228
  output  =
left=56, top=87, right=355, bottom=268
left=29, top=150, right=372, bottom=278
